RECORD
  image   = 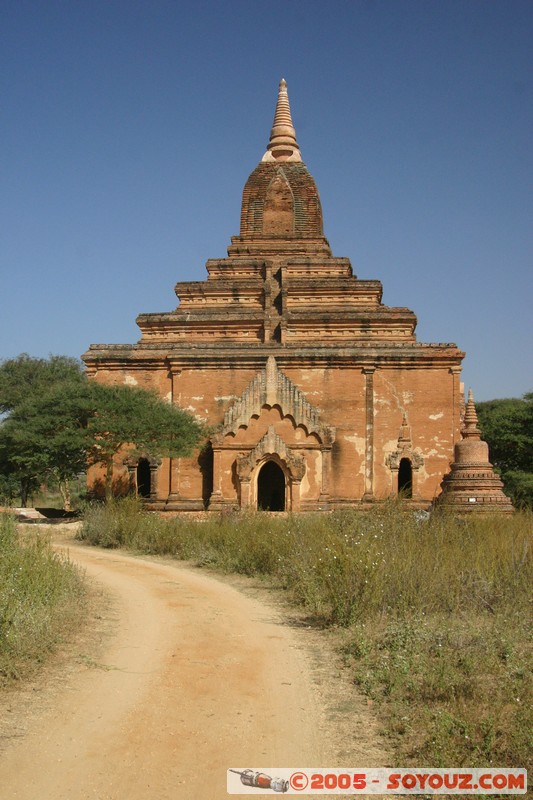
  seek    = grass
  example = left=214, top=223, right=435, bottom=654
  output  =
left=342, top=613, right=531, bottom=770
left=0, top=513, right=87, bottom=683
left=78, top=498, right=532, bottom=773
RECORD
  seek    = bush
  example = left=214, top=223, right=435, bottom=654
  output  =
left=80, top=501, right=531, bottom=624
left=0, top=513, right=87, bottom=682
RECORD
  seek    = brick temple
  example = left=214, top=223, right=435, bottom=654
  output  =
left=83, top=79, right=467, bottom=512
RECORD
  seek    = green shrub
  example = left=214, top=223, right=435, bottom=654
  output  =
left=0, top=513, right=87, bottom=682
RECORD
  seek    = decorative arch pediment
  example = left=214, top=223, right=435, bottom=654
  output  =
left=263, top=169, right=295, bottom=235
left=236, top=425, right=305, bottom=482
left=222, top=356, right=334, bottom=444
left=385, top=414, right=424, bottom=471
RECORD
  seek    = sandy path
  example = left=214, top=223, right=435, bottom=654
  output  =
left=0, top=538, right=387, bottom=799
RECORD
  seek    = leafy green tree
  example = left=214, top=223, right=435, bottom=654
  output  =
left=85, top=382, right=204, bottom=500
left=0, top=353, right=84, bottom=413
left=0, top=354, right=204, bottom=507
left=0, top=426, right=44, bottom=507
left=0, top=381, right=93, bottom=509
left=0, top=472, right=20, bottom=505
left=0, top=355, right=86, bottom=507
left=476, top=392, right=533, bottom=508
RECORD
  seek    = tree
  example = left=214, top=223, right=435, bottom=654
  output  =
left=85, top=382, right=204, bottom=500
left=476, top=392, right=533, bottom=508
left=0, top=423, right=45, bottom=507
left=0, top=353, right=84, bottom=413
left=0, top=354, right=204, bottom=507
left=0, top=471, right=21, bottom=506
left=0, top=380, right=93, bottom=509
left=0, top=355, right=87, bottom=507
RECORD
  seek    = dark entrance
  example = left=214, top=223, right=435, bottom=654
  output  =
left=137, top=458, right=151, bottom=498
left=398, top=458, right=413, bottom=498
left=257, top=460, right=285, bottom=511
left=198, top=442, right=214, bottom=510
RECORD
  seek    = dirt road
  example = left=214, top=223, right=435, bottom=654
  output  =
left=0, top=535, right=387, bottom=799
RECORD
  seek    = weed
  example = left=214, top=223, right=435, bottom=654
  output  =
left=0, top=513, right=87, bottom=683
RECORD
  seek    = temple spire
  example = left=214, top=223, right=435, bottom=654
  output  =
left=435, top=387, right=514, bottom=514
left=262, top=79, right=302, bottom=163
left=463, top=389, right=482, bottom=439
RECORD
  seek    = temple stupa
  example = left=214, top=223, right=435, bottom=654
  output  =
left=436, top=390, right=514, bottom=513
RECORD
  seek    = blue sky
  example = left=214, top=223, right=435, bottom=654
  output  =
left=1, top=0, right=531, bottom=401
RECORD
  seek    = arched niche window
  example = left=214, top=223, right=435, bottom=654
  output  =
left=136, top=458, right=151, bottom=498
left=263, top=173, right=294, bottom=235
left=398, top=458, right=413, bottom=499
left=198, top=442, right=214, bottom=510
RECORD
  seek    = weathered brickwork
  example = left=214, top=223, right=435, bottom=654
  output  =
left=83, top=80, right=471, bottom=511
left=240, top=162, right=324, bottom=238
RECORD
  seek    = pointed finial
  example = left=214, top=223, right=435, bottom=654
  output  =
left=262, top=79, right=302, bottom=163
left=398, top=412, right=411, bottom=444
left=463, top=389, right=482, bottom=439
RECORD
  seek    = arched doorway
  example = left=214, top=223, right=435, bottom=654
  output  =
left=257, top=460, right=285, bottom=511
left=398, top=458, right=413, bottom=498
left=198, top=442, right=214, bottom=509
left=136, top=458, right=151, bottom=498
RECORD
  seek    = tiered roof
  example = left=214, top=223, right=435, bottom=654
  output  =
left=85, top=79, right=463, bottom=371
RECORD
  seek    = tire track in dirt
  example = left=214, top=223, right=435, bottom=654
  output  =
left=0, top=536, right=388, bottom=799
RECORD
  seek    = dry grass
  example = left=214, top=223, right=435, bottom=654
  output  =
left=79, top=499, right=532, bottom=771
left=0, top=513, right=87, bottom=683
